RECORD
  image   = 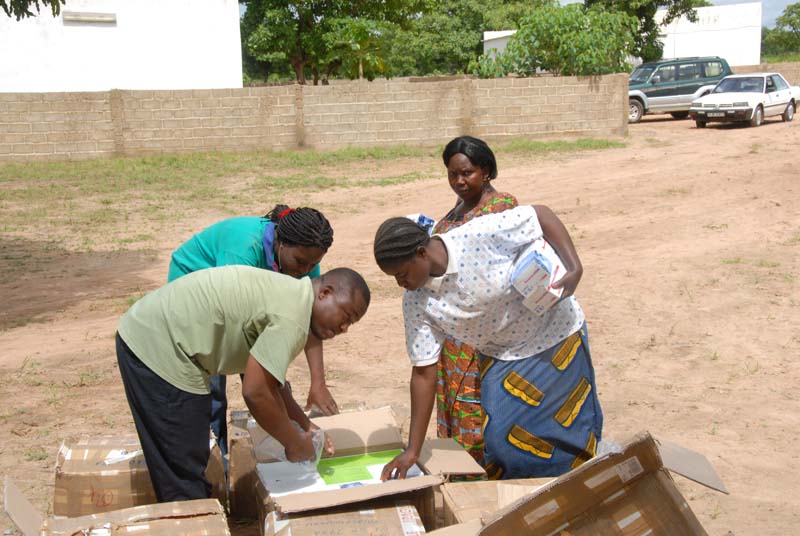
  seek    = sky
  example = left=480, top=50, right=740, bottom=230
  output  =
left=560, top=1, right=794, bottom=28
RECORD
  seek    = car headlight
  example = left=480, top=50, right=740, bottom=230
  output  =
left=732, top=102, right=748, bottom=107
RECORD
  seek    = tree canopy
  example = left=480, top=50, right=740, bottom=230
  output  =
left=472, top=2, right=637, bottom=77
left=1, top=0, right=63, bottom=20
left=763, top=3, right=800, bottom=59
left=240, top=0, right=426, bottom=84
left=586, top=0, right=707, bottom=62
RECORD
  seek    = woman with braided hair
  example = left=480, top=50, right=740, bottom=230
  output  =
left=168, top=204, right=338, bottom=457
left=374, top=205, right=602, bottom=481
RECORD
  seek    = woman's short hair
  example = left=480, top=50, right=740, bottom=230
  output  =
left=442, top=136, right=498, bottom=180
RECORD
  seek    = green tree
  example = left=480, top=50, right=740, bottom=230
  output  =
left=586, top=0, right=705, bottom=62
left=1, top=0, right=63, bottom=20
left=386, top=0, right=549, bottom=77
left=762, top=3, right=800, bottom=59
left=240, top=1, right=425, bottom=84
left=324, top=18, right=395, bottom=80
left=473, top=2, right=637, bottom=77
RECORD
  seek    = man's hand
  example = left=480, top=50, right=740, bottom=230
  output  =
left=284, top=430, right=316, bottom=462
left=308, top=422, right=336, bottom=457
left=305, top=383, right=339, bottom=416
left=380, top=449, right=418, bottom=481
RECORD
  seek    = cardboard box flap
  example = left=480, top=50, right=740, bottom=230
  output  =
left=656, top=437, right=729, bottom=494
left=3, top=478, right=42, bottom=536
left=56, top=436, right=147, bottom=474
left=250, top=406, right=403, bottom=459
left=418, top=438, right=486, bottom=477
left=272, top=474, right=443, bottom=514
left=477, top=432, right=727, bottom=535
left=44, top=499, right=226, bottom=534
left=478, top=432, right=665, bottom=533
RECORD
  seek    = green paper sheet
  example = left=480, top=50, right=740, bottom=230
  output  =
left=316, top=449, right=403, bottom=485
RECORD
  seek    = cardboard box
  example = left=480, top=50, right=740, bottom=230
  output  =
left=4, top=479, right=230, bottom=536
left=511, top=238, right=566, bottom=315
left=252, top=407, right=485, bottom=532
left=431, top=432, right=728, bottom=535
left=229, top=410, right=259, bottom=519
left=441, top=478, right=553, bottom=526
left=264, top=501, right=426, bottom=536
left=53, top=435, right=226, bottom=517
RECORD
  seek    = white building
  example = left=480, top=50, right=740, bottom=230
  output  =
left=483, top=30, right=516, bottom=58
left=657, top=3, right=762, bottom=66
left=483, top=2, right=762, bottom=67
left=0, top=0, right=242, bottom=92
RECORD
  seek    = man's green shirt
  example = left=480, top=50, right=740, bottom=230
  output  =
left=118, top=265, right=313, bottom=394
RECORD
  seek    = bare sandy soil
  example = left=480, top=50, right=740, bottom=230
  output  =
left=1, top=115, right=798, bottom=535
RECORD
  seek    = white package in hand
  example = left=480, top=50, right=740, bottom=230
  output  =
left=511, top=238, right=566, bottom=315
left=253, top=420, right=324, bottom=472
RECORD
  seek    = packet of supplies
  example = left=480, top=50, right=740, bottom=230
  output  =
left=405, top=213, right=437, bottom=235
left=253, top=420, right=325, bottom=473
left=511, top=238, right=566, bottom=315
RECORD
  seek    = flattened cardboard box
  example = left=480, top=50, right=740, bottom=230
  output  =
left=5, top=479, right=230, bottom=536
left=54, top=435, right=226, bottom=517
left=252, top=407, right=485, bottom=532
left=264, top=501, right=426, bottom=536
left=431, top=432, right=728, bottom=536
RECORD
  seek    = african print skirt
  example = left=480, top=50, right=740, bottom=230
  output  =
left=436, top=336, right=484, bottom=465
left=480, top=324, right=603, bottom=479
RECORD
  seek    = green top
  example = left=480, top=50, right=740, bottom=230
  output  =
left=118, top=265, right=314, bottom=394
left=167, top=216, right=321, bottom=282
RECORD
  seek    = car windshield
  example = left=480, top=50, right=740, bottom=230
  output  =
left=713, top=77, right=764, bottom=93
left=630, top=66, right=655, bottom=83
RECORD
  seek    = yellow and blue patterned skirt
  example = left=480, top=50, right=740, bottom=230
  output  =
left=480, top=324, right=603, bottom=479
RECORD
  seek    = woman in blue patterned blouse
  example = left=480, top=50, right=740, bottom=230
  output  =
left=374, top=205, right=602, bottom=480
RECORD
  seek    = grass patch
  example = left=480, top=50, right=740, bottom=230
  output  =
left=23, top=447, right=49, bottom=462
left=499, top=137, right=625, bottom=155
left=0, top=139, right=619, bottom=251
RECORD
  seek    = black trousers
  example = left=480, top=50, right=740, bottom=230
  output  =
left=116, top=333, right=212, bottom=502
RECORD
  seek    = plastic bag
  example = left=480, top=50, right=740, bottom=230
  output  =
left=253, top=421, right=325, bottom=472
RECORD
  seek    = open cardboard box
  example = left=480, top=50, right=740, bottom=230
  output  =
left=251, top=407, right=485, bottom=533
left=441, top=477, right=554, bottom=526
left=4, top=479, right=230, bottom=536
left=53, top=435, right=225, bottom=517
left=264, top=501, right=427, bottom=536
left=428, top=431, right=728, bottom=535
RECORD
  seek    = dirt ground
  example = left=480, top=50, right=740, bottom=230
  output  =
left=1, top=115, right=798, bottom=535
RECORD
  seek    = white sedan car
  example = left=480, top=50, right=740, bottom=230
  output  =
left=689, top=72, right=799, bottom=128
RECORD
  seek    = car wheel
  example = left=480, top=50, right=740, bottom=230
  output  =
left=696, top=120, right=707, bottom=129
left=628, top=99, right=643, bottom=124
left=782, top=101, right=795, bottom=122
left=670, top=112, right=689, bottom=119
left=749, top=105, right=763, bottom=127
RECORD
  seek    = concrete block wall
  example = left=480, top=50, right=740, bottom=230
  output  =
left=116, top=87, right=297, bottom=154
left=733, top=62, right=800, bottom=86
left=0, top=92, right=114, bottom=160
left=471, top=74, right=628, bottom=139
left=0, top=72, right=634, bottom=162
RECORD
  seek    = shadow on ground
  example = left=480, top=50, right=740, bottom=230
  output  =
left=0, top=237, right=157, bottom=330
